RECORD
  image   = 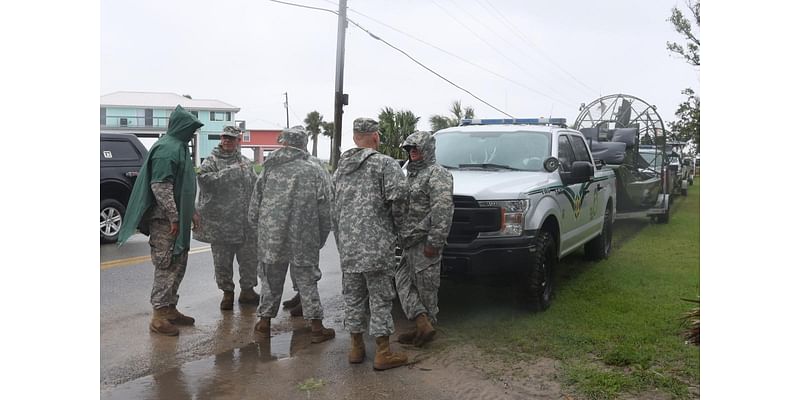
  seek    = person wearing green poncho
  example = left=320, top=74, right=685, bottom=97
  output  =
left=117, top=105, right=203, bottom=336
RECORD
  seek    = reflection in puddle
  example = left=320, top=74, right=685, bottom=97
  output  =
left=103, top=330, right=300, bottom=400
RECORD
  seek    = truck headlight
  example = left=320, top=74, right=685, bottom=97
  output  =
left=477, top=199, right=529, bottom=237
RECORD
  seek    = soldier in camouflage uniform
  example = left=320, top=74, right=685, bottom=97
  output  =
left=333, top=117, right=409, bottom=370
left=395, top=131, right=454, bottom=347
left=196, top=126, right=260, bottom=310
left=278, top=126, right=335, bottom=318
left=249, top=127, right=336, bottom=344
left=117, top=105, right=203, bottom=336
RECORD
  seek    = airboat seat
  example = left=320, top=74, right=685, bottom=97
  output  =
left=611, top=128, right=637, bottom=147
left=589, top=141, right=626, bottom=164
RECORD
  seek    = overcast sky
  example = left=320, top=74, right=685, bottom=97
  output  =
left=101, top=0, right=699, bottom=158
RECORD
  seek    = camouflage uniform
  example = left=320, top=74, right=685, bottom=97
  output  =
left=395, top=131, right=454, bottom=324
left=248, top=128, right=332, bottom=320
left=148, top=182, right=189, bottom=308
left=196, top=127, right=259, bottom=293
left=333, top=118, right=408, bottom=337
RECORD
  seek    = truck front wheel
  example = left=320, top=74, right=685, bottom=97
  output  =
left=521, top=231, right=556, bottom=312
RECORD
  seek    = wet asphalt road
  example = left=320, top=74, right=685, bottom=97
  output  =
left=101, top=218, right=653, bottom=399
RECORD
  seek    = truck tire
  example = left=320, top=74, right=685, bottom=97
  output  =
left=101, top=198, right=126, bottom=244
left=585, top=204, right=613, bottom=261
left=520, top=231, right=556, bottom=312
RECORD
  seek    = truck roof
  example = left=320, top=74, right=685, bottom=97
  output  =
left=436, top=123, right=573, bottom=135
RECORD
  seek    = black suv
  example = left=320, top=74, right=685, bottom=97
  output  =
left=100, top=133, right=148, bottom=243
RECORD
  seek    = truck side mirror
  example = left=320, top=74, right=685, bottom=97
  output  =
left=561, top=161, right=594, bottom=185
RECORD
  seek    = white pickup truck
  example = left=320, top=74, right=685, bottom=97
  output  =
left=433, top=118, right=617, bottom=311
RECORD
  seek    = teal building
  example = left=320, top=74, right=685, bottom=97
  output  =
left=100, top=91, right=242, bottom=164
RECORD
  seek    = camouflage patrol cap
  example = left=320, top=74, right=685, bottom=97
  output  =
left=278, top=126, right=309, bottom=148
left=353, top=117, right=380, bottom=134
left=221, top=126, right=242, bottom=138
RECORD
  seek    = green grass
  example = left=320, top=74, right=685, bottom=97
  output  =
left=443, top=179, right=700, bottom=399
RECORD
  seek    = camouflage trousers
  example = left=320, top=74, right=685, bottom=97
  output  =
left=395, top=243, right=441, bottom=323
left=149, top=218, right=189, bottom=309
left=257, top=262, right=324, bottom=320
left=211, top=241, right=258, bottom=292
left=342, top=269, right=396, bottom=337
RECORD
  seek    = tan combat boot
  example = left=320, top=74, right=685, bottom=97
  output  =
left=238, top=287, right=260, bottom=305
left=220, top=291, right=234, bottom=310
left=310, top=319, right=336, bottom=343
left=412, top=313, right=436, bottom=347
left=166, top=305, right=195, bottom=326
left=349, top=333, right=366, bottom=364
left=373, top=336, right=408, bottom=370
left=150, top=307, right=179, bottom=336
left=254, top=317, right=271, bottom=339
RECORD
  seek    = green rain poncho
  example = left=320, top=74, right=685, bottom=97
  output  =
left=117, top=105, right=203, bottom=255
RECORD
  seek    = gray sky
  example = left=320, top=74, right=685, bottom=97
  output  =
left=101, top=0, right=699, bottom=158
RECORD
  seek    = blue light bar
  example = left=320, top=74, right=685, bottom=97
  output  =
left=460, top=117, right=568, bottom=126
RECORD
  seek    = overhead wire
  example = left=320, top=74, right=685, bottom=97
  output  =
left=267, top=0, right=515, bottom=118
left=437, top=0, right=578, bottom=104
left=475, top=0, right=601, bottom=98
left=329, top=2, right=575, bottom=109
left=429, top=0, right=576, bottom=107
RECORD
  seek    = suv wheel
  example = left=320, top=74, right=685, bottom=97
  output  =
left=101, top=199, right=126, bottom=243
left=520, top=231, right=556, bottom=312
left=585, top=204, right=613, bottom=260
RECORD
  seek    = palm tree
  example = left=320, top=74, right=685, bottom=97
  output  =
left=429, top=100, right=475, bottom=132
left=304, top=111, right=324, bottom=156
left=378, top=107, right=420, bottom=159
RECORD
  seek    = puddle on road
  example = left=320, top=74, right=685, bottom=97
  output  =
left=103, top=330, right=303, bottom=400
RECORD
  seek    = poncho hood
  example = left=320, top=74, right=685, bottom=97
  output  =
left=403, top=131, right=436, bottom=173
left=337, top=147, right=379, bottom=175
left=262, top=146, right=309, bottom=170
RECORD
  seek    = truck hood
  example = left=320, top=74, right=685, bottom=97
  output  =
left=450, top=169, right=552, bottom=200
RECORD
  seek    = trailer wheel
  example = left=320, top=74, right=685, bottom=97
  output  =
left=585, top=204, right=613, bottom=260
left=656, top=201, right=670, bottom=224
left=520, top=231, right=556, bottom=312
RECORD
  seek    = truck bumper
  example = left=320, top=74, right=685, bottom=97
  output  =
left=441, top=231, right=538, bottom=276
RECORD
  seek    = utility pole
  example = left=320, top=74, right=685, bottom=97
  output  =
left=331, top=0, right=348, bottom=169
left=283, top=92, right=289, bottom=128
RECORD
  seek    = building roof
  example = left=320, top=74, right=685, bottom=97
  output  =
left=100, top=91, right=240, bottom=112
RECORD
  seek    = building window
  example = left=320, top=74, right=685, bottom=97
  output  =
left=119, top=117, right=128, bottom=127
left=243, top=131, right=250, bottom=142
left=145, top=109, right=153, bottom=127
left=100, top=108, right=106, bottom=125
left=211, top=111, right=231, bottom=121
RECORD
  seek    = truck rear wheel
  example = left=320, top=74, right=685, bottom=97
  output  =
left=520, top=231, right=556, bottom=312
left=585, top=204, right=613, bottom=260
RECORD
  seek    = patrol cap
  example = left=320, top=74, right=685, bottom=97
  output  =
left=278, top=126, right=309, bottom=148
left=353, top=117, right=379, bottom=134
left=221, top=126, right=242, bottom=138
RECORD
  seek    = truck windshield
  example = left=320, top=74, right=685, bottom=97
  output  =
left=435, top=131, right=552, bottom=171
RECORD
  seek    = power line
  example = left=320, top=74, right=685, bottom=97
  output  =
left=476, top=0, right=601, bottom=98
left=346, top=17, right=514, bottom=118
left=267, top=0, right=514, bottom=118
left=332, top=3, right=575, bottom=108
left=429, top=0, right=576, bottom=107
